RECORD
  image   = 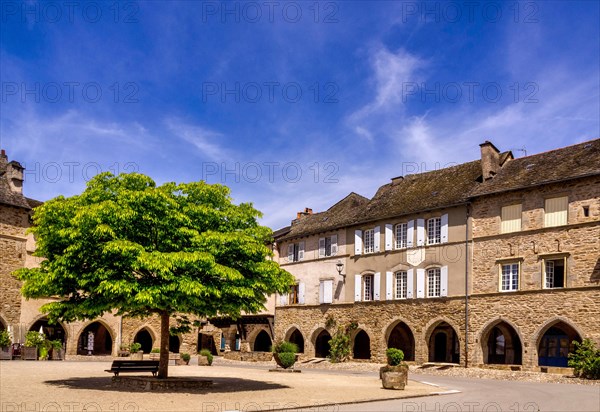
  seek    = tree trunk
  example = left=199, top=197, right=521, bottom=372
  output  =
left=158, top=311, right=170, bottom=379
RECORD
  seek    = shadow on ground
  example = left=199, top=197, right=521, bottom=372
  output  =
left=44, top=376, right=289, bottom=394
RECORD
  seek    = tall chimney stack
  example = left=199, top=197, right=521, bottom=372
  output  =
left=479, top=141, right=501, bottom=180
left=7, top=160, right=25, bottom=194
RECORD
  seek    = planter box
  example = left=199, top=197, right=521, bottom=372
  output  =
left=50, top=349, right=65, bottom=360
left=22, top=347, right=38, bottom=361
left=0, top=347, right=12, bottom=360
left=129, top=351, right=143, bottom=360
left=198, top=355, right=211, bottom=366
left=380, top=364, right=409, bottom=390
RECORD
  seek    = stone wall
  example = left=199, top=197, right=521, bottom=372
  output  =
left=274, top=287, right=600, bottom=370
left=0, top=204, right=27, bottom=327
left=471, top=176, right=600, bottom=294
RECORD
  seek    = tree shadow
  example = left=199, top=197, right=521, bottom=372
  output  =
left=44, top=376, right=289, bottom=394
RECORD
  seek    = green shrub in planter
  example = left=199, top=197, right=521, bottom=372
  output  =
left=386, top=348, right=404, bottom=366
left=129, top=342, right=142, bottom=353
left=181, top=353, right=191, bottom=363
left=569, top=339, right=600, bottom=380
left=200, top=349, right=213, bottom=365
left=25, top=331, right=45, bottom=348
left=276, top=352, right=296, bottom=369
left=0, top=330, right=11, bottom=348
left=273, top=341, right=298, bottom=354
left=151, top=348, right=160, bottom=353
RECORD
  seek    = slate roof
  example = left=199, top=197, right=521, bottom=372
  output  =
left=470, top=138, right=600, bottom=197
left=274, top=192, right=369, bottom=241
left=359, top=159, right=485, bottom=223
left=274, top=138, right=600, bottom=241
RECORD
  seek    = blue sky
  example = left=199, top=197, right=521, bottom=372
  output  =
left=1, top=0, right=599, bottom=229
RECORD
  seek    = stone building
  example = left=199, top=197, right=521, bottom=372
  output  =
left=0, top=150, right=275, bottom=359
left=273, top=139, right=600, bottom=371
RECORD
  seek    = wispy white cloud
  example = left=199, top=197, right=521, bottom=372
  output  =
left=165, top=118, right=229, bottom=161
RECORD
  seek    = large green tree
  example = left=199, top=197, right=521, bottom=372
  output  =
left=16, top=173, right=294, bottom=378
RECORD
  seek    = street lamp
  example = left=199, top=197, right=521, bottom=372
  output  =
left=336, top=260, right=345, bottom=280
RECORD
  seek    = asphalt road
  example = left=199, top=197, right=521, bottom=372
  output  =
left=336, top=373, right=600, bottom=412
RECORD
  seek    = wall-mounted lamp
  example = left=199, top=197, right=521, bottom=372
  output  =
left=336, top=260, right=345, bottom=279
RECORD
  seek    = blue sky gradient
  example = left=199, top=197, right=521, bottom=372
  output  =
left=1, top=0, right=599, bottom=229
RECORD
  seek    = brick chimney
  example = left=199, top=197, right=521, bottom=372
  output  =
left=480, top=141, right=501, bottom=180
left=296, top=207, right=313, bottom=219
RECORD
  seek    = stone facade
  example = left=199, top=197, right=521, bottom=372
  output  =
left=272, top=139, right=600, bottom=371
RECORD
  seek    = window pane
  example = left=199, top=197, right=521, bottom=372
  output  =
left=427, top=268, right=440, bottom=297
left=363, top=275, right=373, bottom=301
left=395, top=271, right=407, bottom=299
left=325, top=237, right=332, bottom=257
left=364, top=229, right=374, bottom=253
left=427, top=218, right=441, bottom=245
left=395, top=223, right=407, bottom=249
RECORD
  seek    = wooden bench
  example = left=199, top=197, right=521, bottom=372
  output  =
left=105, top=360, right=159, bottom=377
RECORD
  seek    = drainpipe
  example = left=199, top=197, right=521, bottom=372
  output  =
left=465, top=205, right=470, bottom=368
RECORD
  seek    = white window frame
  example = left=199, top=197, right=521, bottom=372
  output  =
left=395, top=223, right=408, bottom=249
left=500, top=263, right=520, bottom=292
left=363, top=274, right=374, bottom=301
left=427, top=268, right=441, bottom=297
left=319, top=279, right=333, bottom=304
left=543, top=257, right=566, bottom=289
left=427, top=217, right=441, bottom=245
left=364, top=229, right=374, bottom=254
left=395, top=271, right=408, bottom=299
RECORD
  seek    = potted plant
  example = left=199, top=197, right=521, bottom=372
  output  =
left=129, top=342, right=143, bottom=360
left=272, top=341, right=298, bottom=370
left=38, top=339, right=51, bottom=360
left=0, top=330, right=12, bottom=360
left=176, top=352, right=191, bottom=365
left=118, top=344, right=130, bottom=357
left=380, top=348, right=409, bottom=390
left=49, top=340, right=64, bottom=360
left=198, top=349, right=213, bottom=366
left=23, top=331, right=44, bottom=360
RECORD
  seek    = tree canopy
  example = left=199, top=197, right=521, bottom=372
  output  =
left=16, top=172, right=294, bottom=377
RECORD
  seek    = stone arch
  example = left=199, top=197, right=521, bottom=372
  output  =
left=284, top=327, right=305, bottom=353
left=384, top=319, right=416, bottom=361
left=352, top=329, right=371, bottom=360
left=133, top=327, right=157, bottom=353
left=534, top=317, right=583, bottom=368
left=253, top=330, right=272, bottom=352
left=425, top=319, right=460, bottom=364
left=169, top=334, right=181, bottom=353
left=29, top=316, right=68, bottom=347
left=0, top=314, right=8, bottom=330
left=76, top=320, right=115, bottom=356
left=312, top=327, right=332, bottom=358
left=479, top=318, right=523, bottom=365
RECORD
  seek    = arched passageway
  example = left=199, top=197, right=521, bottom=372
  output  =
left=484, top=322, right=522, bottom=365
left=314, top=330, right=331, bottom=358
left=253, top=330, right=272, bottom=352
left=428, top=322, right=459, bottom=363
left=78, top=322, right=113, bottom=355
left=387, top=322, right=415, bottom=361
left=288, top=329, right=305, bottom=353
left=169, top=335, right=181, bottom=353
left=30, top=318, right=67, bottom=350
left=353, top=330, right=371, bottom=360
left=538, top=322, right=582, bottom=367
left=134, top=329, right=154, bottom=353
